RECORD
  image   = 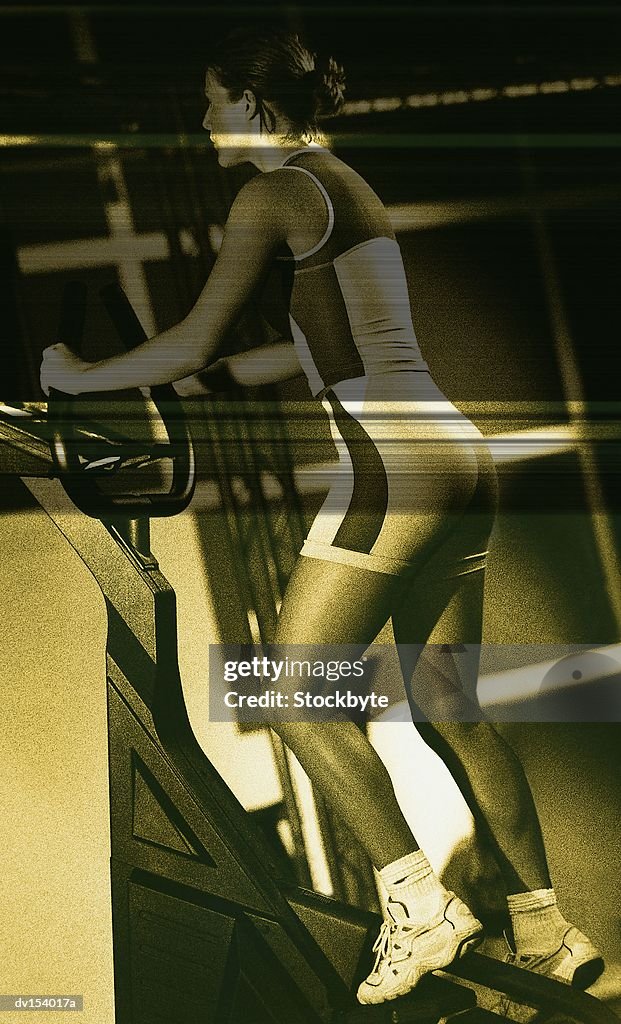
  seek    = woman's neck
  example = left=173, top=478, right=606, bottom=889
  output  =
left=250, top=139, right=321, bottom=173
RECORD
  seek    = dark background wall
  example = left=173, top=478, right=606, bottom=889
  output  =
left=2, top=1, right=620, bottom=400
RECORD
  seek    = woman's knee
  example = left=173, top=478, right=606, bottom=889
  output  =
left=427, top=718, right=488, bottom=741
left=410, top=685, right=482, bottom=724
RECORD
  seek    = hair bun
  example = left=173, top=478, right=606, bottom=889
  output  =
left=313, top=55, right=346, bottom=118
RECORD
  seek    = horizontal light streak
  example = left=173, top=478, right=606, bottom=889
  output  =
left=2, top=132, right=621, bottom=150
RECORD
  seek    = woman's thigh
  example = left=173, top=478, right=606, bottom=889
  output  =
left=274, top=555, right=399, bottom=647
left=392, top=566, right=487, bottom=721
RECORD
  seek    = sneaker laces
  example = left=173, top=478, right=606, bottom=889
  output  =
left=370, top=920, right=396, bottom=976
left=370, top=909, right=428, bottom=977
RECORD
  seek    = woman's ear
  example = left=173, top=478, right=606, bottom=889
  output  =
left=242, top=88, right=258, bottom=119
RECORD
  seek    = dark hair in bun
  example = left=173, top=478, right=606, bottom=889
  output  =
left=206, top=27, right=346, bottom=142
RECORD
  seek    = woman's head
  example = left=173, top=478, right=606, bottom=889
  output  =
left=203, top=27, right=345, bottom=166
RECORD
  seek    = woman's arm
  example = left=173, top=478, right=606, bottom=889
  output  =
left=40, top=174, right=288, bottom=395
left=173, top=342, right=304, bottom=395
left=228, top=341, right=304, bottom=385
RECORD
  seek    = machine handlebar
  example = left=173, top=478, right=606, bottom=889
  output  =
left=48, top=282, right=196, bottom=518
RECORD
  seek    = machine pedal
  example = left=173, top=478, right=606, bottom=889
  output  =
left=335, top=972, right=477, bottom=1022
left=445, top=1009, right=509, bottom=1023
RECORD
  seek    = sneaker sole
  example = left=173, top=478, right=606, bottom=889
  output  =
left=499, top=952, right=606, bottom=1019
left=372, top=928, right=484, bottom=1003
left=566, top=956, right=605, bottom=990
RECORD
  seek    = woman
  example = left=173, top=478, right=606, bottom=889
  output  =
left=40, top=28, right=603, bottom=1006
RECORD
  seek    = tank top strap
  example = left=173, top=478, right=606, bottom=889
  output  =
left=274, top=154, right=335, bottom=262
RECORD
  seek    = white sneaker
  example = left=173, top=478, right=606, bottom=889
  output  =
left=504, top=926, right=605, bottom=988
left=357, top=893, right=483, bottom=1005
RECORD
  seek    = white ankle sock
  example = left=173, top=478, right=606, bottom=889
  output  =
left=507, top=888, right=570, bottom=954
left=379, top=850, right=451, bottom=929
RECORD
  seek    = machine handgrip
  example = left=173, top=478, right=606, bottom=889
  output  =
left=48, top=282, right=196, bottom=519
